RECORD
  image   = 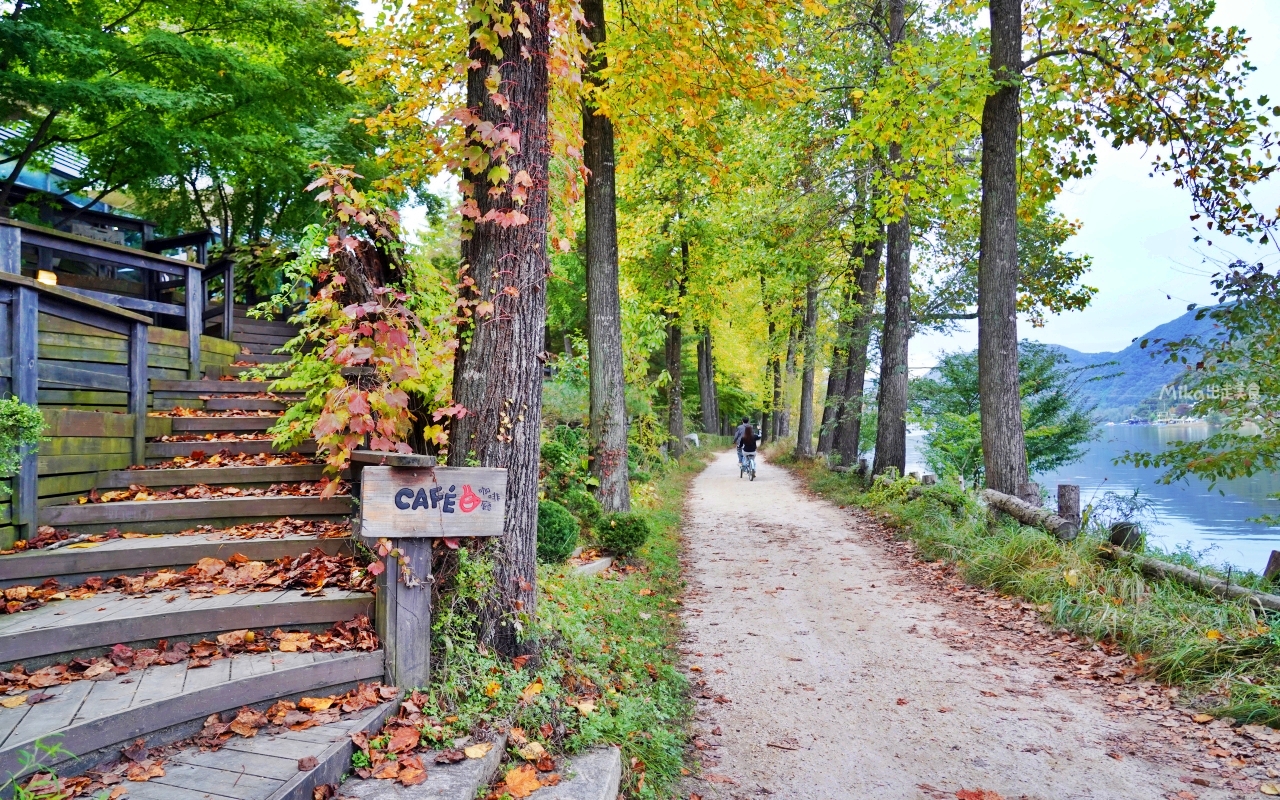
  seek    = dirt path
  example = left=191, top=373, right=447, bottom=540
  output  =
left=677, top=451, right=1256, bottom=800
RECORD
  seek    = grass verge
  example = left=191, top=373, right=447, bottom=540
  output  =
left=776, top=450, right=1280, bottom=727
left=423, top=445, right=715, bottom=799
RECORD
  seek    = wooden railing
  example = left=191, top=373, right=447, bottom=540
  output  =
left=0, top=272, right=148, bottom=542
left=0, top=219, right=235, bottom=376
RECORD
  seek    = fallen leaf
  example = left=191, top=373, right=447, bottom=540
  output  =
left=483, top=681, right=501, bottom=698
left=1193, top=713, right=1214, bottom=724
left=25, top=692, right=53, bottom=704
left=517, top=741, right=546, bottom=761
left=504, top=764, right=542, bottom=798
left=896, top=698, right=909, bottom=706
left=1261, top=783, right=1280, bottom=796
left=575, top=700, right=595, bottom=717
left=1206, top=629, right=1223, bottom=641
left=519, top=677, right=544, bottom=703
left=125, top=760, right=165, bottom=782
left=955, top=790, right=1004, bottom=800
left=298, top=756, right=319, bottom=771
left=387, top=725, right=420, bottom=753
left=299, top=696, right=335, bottom=712
left=464, top=742, right=493, bottom=759
left=397, top=754, right=427, bottom=786
left=0, top=696, right=27, bottom=708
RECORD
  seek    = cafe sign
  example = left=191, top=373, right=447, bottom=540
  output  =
left=359, top=466, right=505, bottom=538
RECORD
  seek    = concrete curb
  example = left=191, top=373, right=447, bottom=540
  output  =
left=337, top=734, right=507, bottom=799
left=528, top=746, right=622, bottom=799
left=573, top=556, right=612, bottom=577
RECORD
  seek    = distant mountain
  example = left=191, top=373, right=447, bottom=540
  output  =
left=1044, top=307, right=1222, bottom=420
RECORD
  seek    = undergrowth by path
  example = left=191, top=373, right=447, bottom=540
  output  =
left=775, top=450, right=1280, bottom=727
left=424, top=447, right=714, bottom=799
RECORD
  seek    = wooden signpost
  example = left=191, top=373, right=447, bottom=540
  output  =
left=356, top=456, right=505, bottom=690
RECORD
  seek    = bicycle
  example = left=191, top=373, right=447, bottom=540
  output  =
left=739, top=450, right=756, bottom=481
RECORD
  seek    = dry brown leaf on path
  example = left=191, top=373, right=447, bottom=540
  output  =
left=397, top=754, right=427, bottom=786
left=298, top=756, right=319, bottom=771
left=503, top=764, right=542, bottom=798
left=955, top=790, right=1004, bottom=800
left=519, top=677, right=544, bottom=703
left=464, top=742, right=493, bottom=759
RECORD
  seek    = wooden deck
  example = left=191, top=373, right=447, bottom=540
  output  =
left=0, top=530, right=347, bottom=589
left=0, top=650, right=386, bottom=785
left=0, top=589, right=373, bottom=666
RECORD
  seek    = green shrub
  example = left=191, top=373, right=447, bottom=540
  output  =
left=561, top=489, right=602, bottom=531
left=537, top=500, right=579, bottom=564
left=0, top=398, right=44, bottom=478
left=599, top=512, right=650, bottom=557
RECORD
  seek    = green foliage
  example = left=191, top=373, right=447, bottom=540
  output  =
left=1, top=738, right=77, bottom=799
left=424, top=454, right=709, bottom=798
left=540, top=425, right=596, bottom=498
left=536, top=500, right=579, bottom=564
left=790, top=460, right=1280, bottom=727
left=0, top=0, right=379, bottom=242
left=561, top=489, right=603, bottom=533
left=911, top=341, right=1099, bottom=484
left=1121, top=263, right=1280, bottom=522
left=0, top=398, right=44, bottom=479
left=259, top=166, right=455, bottom=476
left=599, top=512, right=651, bottom=557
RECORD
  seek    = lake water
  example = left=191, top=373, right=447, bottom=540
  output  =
left=906, top=423, right=1280, bottom=573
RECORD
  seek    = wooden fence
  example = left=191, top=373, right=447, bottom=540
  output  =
left=0, top=270, right=238, bottom=545
left=0, top=218, right=238, bottom=377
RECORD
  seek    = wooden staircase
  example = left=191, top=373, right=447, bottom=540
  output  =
left=0, top=310, right=394, bottom=799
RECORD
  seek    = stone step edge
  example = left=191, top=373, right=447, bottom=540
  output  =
left=0, top=650, right=386, bottom=783
left=337, top=732, right=508, bottom=800
left=525, top=746, right=623, bottom=800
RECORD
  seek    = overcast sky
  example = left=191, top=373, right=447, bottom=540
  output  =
left=912, top=0, right=1280, bottom=366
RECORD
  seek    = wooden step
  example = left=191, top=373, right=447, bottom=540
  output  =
left=151, top=379, right=277, bottom=393
left=99, top=464, right=326, bottom=489
left=206, top=363, right=287, bottom=379
left=39, top=495, right=351, bottom=533
left=123, top=697, right=396, bottom=800
left=0, top=529, right=346, bottom=589
left=205, top=397, right=289, bottom=411
left=147, top=439, right=317, bottom=462
left=0, top=588, right=374, bottom=667
left=233, top=330, right=296, bottom=347
left=0, top=649, right=385, bottom=782
left=242, top=341, right=288, bottom=356
left=170, top=415, right=281, bottom=432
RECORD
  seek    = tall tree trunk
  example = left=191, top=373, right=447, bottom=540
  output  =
left=872, top=202, right=910, bottom=476
left=697, top=328, right=718, bottom=434
left=818, top=278, right=856, bottom=456
left=979, top=0, right=1029, bottom=493
left=770, top=345, right=782, bottom=441
left=448, top=0, right=550, bottom=657
left=793, top=279, right=820, bottom=458
left=835, top=237, right=883, bottom=467
left=580, top=0, right=630, bottom=512
left=666, top=248, right=688, bottom=457
left=781, top=322, right=797, bottom=437
left=872, top=0, right=911, bottom=478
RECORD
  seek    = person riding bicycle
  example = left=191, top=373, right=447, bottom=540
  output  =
left=733, top=417, right=758, bottom=468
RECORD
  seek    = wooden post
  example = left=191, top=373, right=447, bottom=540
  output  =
left=12, top=286, right=37, bottom=539
left=375, top=540, right=433, bottom=690
left=221, top=263, right=234, bottom=342
left=185, top=265, right=203, bottom=379
left=1265, top=550, right=1280, bottom=583
left=1057, top=484, right=1081, bottom=526
left=0, top=225, right=19, bottom=274
left=359, top=461, right=505, bottom=689
left=128, top=321, right=148, bottom=466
